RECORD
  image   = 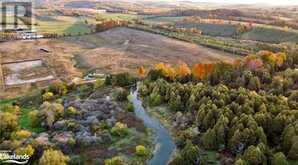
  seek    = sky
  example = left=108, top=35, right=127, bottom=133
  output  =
left=186, top=0, right=298, bottom=6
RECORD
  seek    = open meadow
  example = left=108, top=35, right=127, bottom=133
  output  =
left=0, top=27, right=239, bottom=98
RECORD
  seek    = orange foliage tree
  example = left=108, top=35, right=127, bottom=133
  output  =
left=192, top=63, right=214, bottom=80
left=138, top=66, right=146, bottom=78
left=176, top=62, right=191, bottom=78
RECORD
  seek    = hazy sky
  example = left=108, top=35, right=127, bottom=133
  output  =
left=188, top=0, right=298, bottom=5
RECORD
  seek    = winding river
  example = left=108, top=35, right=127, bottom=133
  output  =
left=131, top=89, right=176, bottom=165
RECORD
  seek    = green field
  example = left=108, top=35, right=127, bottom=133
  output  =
left=96, top=13, right=138, bottom=21
left=176, top=22, right=237, bottom=37
left=241, top=27, right=298, bottom=43
left=144, top=16, right=186, bottom=24
left=35, top=16, right=93, bottom=35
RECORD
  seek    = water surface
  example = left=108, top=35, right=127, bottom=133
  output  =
left=131, top=90, right=176, bottom=165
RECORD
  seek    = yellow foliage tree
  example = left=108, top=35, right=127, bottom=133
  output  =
left=16, top=145, right=35, bottom=156
left=39, top=149, right=69, bottom=165
left=154, top=63, right=176, bottom=80
left=176, top=62, right=191, bottom=78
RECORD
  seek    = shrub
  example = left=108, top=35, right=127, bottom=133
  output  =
left=11, top=130, right=31, bottom=140
left=105, top=75, right=113, bottom=85
left=171, top=141, right=200, bottom=165
left=149, top=92, right=162, bottom=107
left=48, top=82, right=68, bottom=96
left=19, top=90, right=43, bottom=107
left=1, top=105, right=20, bottom=115
left=40, top=102, right=64, bottom=127
left=272, top=152, right=288, bottom=165
left=112, top=73, right=136, bottom=87
left=69, top=155, right=82, bottom=165
left=235, top=159, right=247, bottom=165
left=94, top=78, right=105, bottom=89
left=135, top=145, right=148, bottom=156
left=39, top=149, right=69, bottom=165
left=104, top=156, right=127, bottom=165
left=114, top=88, right=129, bottom=102
left=147, top=69, right=164, bottom=81
left=78, top=84, right=94, bottom=98
left=111, top=122, right=128, bottom=137
left=65, top=107, right=78, bottom=117
left=42, top=92, right=54, bottom=101
left=15, top=145, right=35, bottom=156
left=288, top=140, right=298, bottom=160
left=126, top=103, right=134, bottom=112
left=0, top=112, right=18, bottom=140
left=28, top=110, right=42, bottom=128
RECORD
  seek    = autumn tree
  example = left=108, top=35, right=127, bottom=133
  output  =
left=176, top=62, right=191, bottom=78
left=138, top=66, right=146, bottom=78
left=192, top=63, right=214, bottom=80
left=0, top=112, right=18, bottom=140
left=39, top=149, right=69, bottom=165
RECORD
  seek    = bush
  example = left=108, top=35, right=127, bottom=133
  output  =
left=42, top=92, right=54, bottom=101
left=135, top=145, right=148, bottom=156
left=1, top=105, right=20, bottom=114
left=288, top=140, right=298, bottom=160
left=94, top=78, right=105, bottom=89
left=126, top=103, right=134, bottom=112
left=65, top=107, right=78, bottom=117
left=147, top=70, right=164, bottom=81
left=11, top=130, right=31, bottom=140
left=48, top=82, right=68, bottom=96
left=114, top=88, right=129, bottom=102
left=104, top=156, right=127, bottom=165
left=272, top=152, right=288, bottom=165
left=78, top=84, right=94, bottom=98
left=19, top=90, right=43, bottom=107
left=235, top=159, right=247, bottom=165
left=15, top=145, right=35, bottom=156
left=0, top=112, right=18, bottom=140
left=111, top=122, right=129, bottom=137
left=105, top=75, right=113, bottom=85
left=39, top=149, right=69, bottom=165
left=28, top=110, right=42, bottom=128
left=112, top=73, right=136, bottom=87
left=149, top=92, right=162, bottom=107
left=69, top=155, right=82, bottom=165
left=171, top=141, right=200, bottom=165
left=40, top=102, right=64, bottom=127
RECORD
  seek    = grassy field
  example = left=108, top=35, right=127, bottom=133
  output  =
left=176, top=22, right=237, bottom=37
left=143, top=16, right=186, bottom=24
left=241, top=27, right=298, bottom=43
left=96, top=13, right=138, bottom=21
left=68, top=27, right=238, bottom=74
left=35, top=16, right=93, bottom=35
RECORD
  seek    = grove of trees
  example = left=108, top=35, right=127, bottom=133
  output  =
left=139, top=50, right=298, bottom=164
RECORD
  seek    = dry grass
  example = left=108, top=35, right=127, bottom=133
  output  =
left=0, top=27, right=240, bottom=98
left=69, top=27, right=239, bottom=74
